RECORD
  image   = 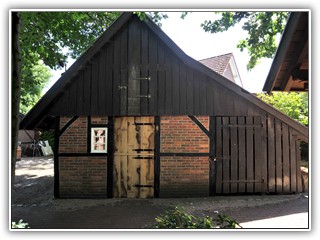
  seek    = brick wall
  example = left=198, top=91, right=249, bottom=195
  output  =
left=59, top=157, right=107, bottom=198
left=58, top=116, right=108, bottom=198
left=160, top=116, right=210, bottom=197
left=59, top=117, right=87, bottom=153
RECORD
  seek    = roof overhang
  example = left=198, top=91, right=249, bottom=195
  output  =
left=263, top=11, right=309, bottom=93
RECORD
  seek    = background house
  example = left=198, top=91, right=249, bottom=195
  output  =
left=199, top=53, right=243, bottom=87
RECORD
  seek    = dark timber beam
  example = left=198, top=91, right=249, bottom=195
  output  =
left=292, top=69, right=308, bottom=81
left=154, top=116, right=160, bottom=198
left=54, top=116, right=60, bottom=198
left=188, top=116, right=210, bottom=137
left=107, top=116, right=114, bottom=198
left=58, top=116, right=79, bottom=137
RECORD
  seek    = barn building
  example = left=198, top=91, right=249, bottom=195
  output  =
left=20, top=12, right=308, bottom=199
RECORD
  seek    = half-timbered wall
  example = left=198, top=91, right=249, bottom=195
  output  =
left=49, top=14, right=306, bottom=198
left=160, top=116, right=209, bottom=197
left=58, top=116, right=109, bottom=198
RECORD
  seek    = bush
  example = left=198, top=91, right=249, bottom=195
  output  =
left=12, top=219, right=29, bottom=229
left=146, top=206, right=242, bottom=229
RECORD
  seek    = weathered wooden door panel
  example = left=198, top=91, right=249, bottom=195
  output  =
left=215, top=116, right=263, bottom=194
left=114, top=117, right=154, bottom=198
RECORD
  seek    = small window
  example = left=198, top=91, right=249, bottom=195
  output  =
left=91, top=128, right=108, bottom=153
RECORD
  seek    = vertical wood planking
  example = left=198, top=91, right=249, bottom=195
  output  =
left=113, top=34, right=121, bottom=115
left=260, top=113, right=268, bottom=193
left=113, top=117, right=128, bottom=198
left=140, top=26, right=149, bottom=115
left=76, top=72, right=84, bottom=115
left=289, top=128, right=297, bottom=192
left=91, top=56, right=100, bottom=114
left=105, top=41, right=114, bottom=115
left=199, top=74, right=207, bottom=115
left=186, top=68, right=194, bottom=115
left=128, top=19, right=141, bottom=115
left=157, top=43, right=166, bottom=115
left=148, top=32, right=158, bottom=114
left=213, top=85, right=221, bottom=116
left=127, top=117, right=139, bottom=198
left=222, top=117, right=230, bottom=194
left=193, top=72, right=200, bottom=115
left=171, top=56, right=180, bottom=114
left=179, top=63, right=187, bottom=114
left=230, top=117, right=238, bottom=193
left=139, top=117, right=155, bottom=198
left=254, top=116, right=262, bottom=192
left=267, top=115, right=276, bottom=193
left=296, top=140, right=302, bottom=192
left=68, top=77, right=77, bottom=115
left=98, top=49, right=106, bottom=115
left=120, top=26, right=128, bottom=115
left=83, top=65, right=91, bottom=113
left=282, top=123, right=290, bottom=193
left=215, top=117, right=222, bottom=194
left=233, top=96, right=248, bottom=116
left=275, top=118, right=283, bottom=193
left=206, top=79, right=214, bottom=115
left=246, top=116, right=254, bottom=192
left=225, top=91, right=234, bottom=116
left=165, top=52, right=173, bottom=115
left=238, top=117, right=246, bottom=192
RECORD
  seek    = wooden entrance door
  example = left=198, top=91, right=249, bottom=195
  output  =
left=215, top=116, right=263, bottom=195
left=113, top=117, right=155, bottom=198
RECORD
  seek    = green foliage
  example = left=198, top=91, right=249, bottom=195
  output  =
left=200, top=12, right=289, bottom=70
left=146, top=206, right=242, bottom=229
left=12, top=219, right=29, bottom=229
left=39, top=131, right=55, bottom=150
left=256, top=92, right=308, bottom=126
left=20, top=61, right=52, bottom=114
left=134, top=12, right=168, bottom=27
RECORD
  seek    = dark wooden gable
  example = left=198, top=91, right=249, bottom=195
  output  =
left=20, top=12, right=308, bottom=141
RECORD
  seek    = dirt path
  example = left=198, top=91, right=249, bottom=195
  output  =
left=12, top=157, right=54, bottom=207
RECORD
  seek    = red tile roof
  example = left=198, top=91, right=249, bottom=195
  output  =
left=199, top=53, right=233, bottom=75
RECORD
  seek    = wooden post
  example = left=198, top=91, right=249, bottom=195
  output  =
left=154, top=116, right=160, bottom=197
left=54, top=116, right=60, bottom=198
left=107, top=116, right=114, bottom=198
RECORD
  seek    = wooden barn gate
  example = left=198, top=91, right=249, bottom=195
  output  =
left=214, top=116, right=263, bottom=194
left=113, top=117, right=155, bottom=198
left=212, top=116, right=303, bottom=195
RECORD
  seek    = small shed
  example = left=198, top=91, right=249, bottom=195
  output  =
left=20, top=12, right=308, bottom=198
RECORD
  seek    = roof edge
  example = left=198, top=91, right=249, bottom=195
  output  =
left=20, top=12, right=134, bottom=130
left=263, top=12, right=302, bottom=93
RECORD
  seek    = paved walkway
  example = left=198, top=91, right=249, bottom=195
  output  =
left=10, top=157, right=310, bottom=230
left=11, top=194, right=309, bottom=230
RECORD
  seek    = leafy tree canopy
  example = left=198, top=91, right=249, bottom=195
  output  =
left=182, top=11, right=289, bottom=70
left=256, top=92, right=308, bottom=126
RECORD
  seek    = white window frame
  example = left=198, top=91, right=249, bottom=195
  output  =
left=91, top=127, right=108, bottom=153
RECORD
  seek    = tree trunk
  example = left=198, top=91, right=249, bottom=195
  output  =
left=11, top=12, right=21, bottom=184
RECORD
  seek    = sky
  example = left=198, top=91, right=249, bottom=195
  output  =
left=45, top=11, right=275, bottom=94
